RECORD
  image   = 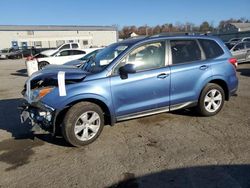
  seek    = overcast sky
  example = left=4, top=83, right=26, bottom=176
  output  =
left=0, top=0, right=249, bottom=27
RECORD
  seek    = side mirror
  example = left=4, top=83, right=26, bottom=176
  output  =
left=119, top=64, right=136, bottom=79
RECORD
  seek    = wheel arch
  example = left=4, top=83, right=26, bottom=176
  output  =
left=200, top=78, right=229, bottom=101
left=208, top=79, right=229, bottom=101
left=38, top=61, right=50, bottom=69
left=53, top=97, right=114, bottom=136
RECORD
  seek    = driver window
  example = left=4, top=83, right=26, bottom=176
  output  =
left=114, top=42, right=165, bottom=74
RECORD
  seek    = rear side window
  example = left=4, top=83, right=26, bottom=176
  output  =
left=199, top=39, right=224, bottom=59
left=170, top=40, right=201, bottom=64
left=71, top=50, right=86, bottom=55
left=72, top=43, right=78, bottom=48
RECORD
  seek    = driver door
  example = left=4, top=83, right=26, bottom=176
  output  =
left=110, top=41, right=170, bottom=120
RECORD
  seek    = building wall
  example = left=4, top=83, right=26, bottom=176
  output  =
left=0, top=30, right=117, bottom=49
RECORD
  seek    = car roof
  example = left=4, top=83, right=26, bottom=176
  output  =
left=118, top=35, right=221, bottom=46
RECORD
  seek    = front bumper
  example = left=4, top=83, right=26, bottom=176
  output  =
left=19, top=101, right=55, bottom=132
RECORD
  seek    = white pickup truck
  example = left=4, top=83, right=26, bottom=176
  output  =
left=41, top=43, right=80, bottom=56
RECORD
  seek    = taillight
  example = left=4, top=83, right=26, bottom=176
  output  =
left=229, top=58, right=238, bottom=68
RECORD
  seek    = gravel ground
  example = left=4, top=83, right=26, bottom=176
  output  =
left=0, top=59, right=249, bottom=188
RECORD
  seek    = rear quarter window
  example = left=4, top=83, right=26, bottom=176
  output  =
left=199, top=39, right=224, bottom=59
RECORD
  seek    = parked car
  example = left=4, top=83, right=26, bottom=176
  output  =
left=25, top=49, right=87, bottom=76
left=20, top=35, right=238, bottom=147
left=227, top=38, right=241, bottom=45
left=21, top=47, right=50, bottom=58
left=41, top=42, right=80, bottom=56
left=226, top=41, right=250, bottom=63
left=241, top=37, right=250, bottom=42
left=0, top=48, right=22, bottom=59
left=42, top=49, right=102, bottom=71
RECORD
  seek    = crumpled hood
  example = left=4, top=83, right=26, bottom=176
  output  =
left=26, top=67, right=89, bottom=90
left=34, top=67, right=88, bottom=80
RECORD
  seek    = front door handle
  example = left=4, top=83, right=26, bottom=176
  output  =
left=200, top=65, right=209, bottom=70
left=157, top=73, right=169, bottom=79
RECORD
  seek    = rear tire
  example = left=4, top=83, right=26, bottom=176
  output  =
left=38, top=61, right=49, bottom=70
left=61, top=102, right=104, bottom=147
left=197, top=83, right=225, bottom=116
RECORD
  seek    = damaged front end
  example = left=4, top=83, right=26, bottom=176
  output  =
left=19, top=69, right=87, bottom=134
left=20, top=101, right=55, bottom=132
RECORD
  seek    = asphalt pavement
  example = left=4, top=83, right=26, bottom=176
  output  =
left=0, top=59, right=249, bottom=188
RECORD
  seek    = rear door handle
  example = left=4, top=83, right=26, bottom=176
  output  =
left=199, top=65, right=209, bottom=70
left=157, top=73, right=169, bottom=79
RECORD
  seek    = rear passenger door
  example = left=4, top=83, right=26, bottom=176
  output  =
left=169, top=39, right=212, bottom=110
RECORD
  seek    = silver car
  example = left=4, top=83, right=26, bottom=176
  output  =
left=227, top=42, right=250, bottom=63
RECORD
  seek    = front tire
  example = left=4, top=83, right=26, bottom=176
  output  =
left=197, top=83, right=225, bottom=116
left=62, top=102, right=104, bottom=147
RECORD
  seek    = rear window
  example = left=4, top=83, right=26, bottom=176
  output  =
left=72, top=43, right=78, bottom=48
left=60, top=44, right=70, bottom=50
left=170, top=40, right=201, bottom=64
left=199, top=39, right=224, bottom=59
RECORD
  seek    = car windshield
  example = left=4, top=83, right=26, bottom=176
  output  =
left=225, top=43, right=234, bottom=50
left=82, top=43, right=128, bottom=73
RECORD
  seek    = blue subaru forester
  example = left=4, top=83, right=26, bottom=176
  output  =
left=20, top=35, right=238, bottom=146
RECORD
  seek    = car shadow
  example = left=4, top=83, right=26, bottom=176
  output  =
left=109, top=164, right=250, bottom=188
left=10, top=69, right=28, bottom=77
left=237, top=68, right=250, bottom=77
left=170, top=108, right=199, bottom=117
left=0, top=98, right=70, bottom=147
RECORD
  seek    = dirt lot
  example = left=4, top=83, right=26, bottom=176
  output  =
left=0, top=59, right=249, bottom=188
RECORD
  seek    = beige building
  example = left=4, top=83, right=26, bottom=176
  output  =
left=219, top=23, right=250, bottom=33
left=0, top=25, right=118, bottom=49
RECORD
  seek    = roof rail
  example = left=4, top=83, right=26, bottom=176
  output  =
left=149, top=32, right=210, bottom=38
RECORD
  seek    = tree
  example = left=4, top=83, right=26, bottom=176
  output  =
left=153, top=25, right=161, bottom=34
left=200, top=21, right=210, bottom=32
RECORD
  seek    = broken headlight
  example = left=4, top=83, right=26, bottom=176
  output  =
left=31, top=87, right=54, bottom=101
